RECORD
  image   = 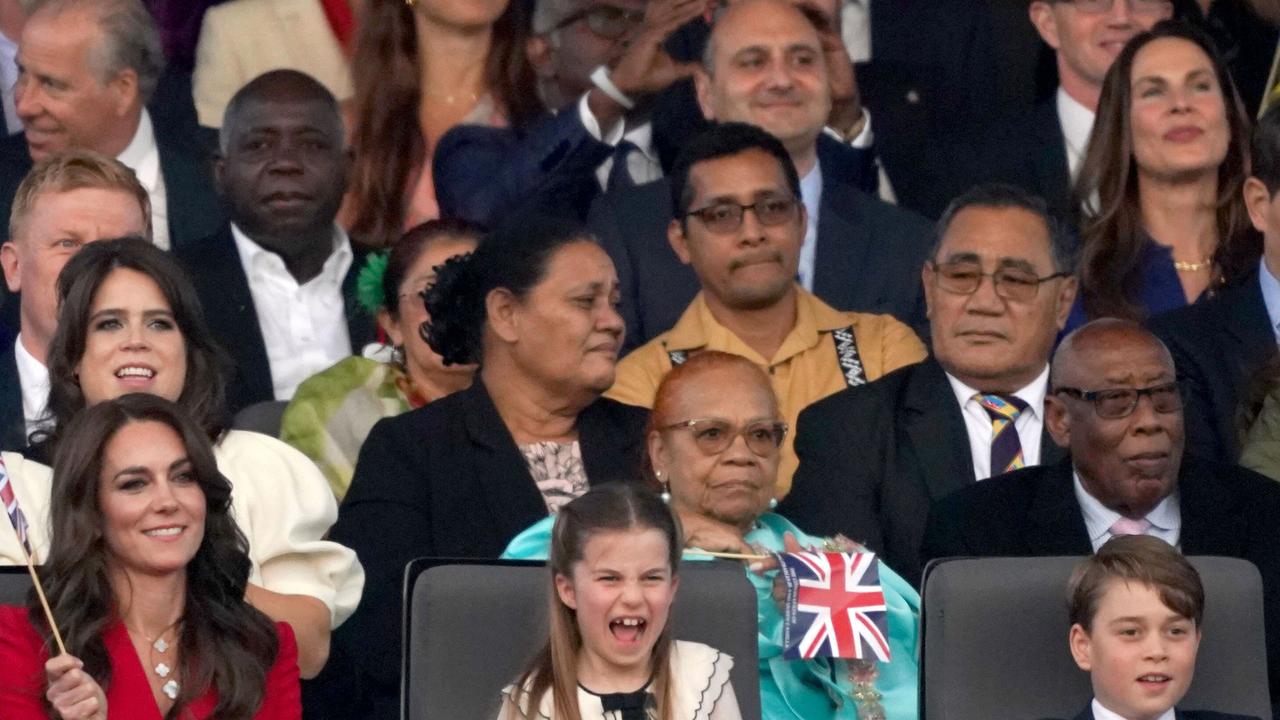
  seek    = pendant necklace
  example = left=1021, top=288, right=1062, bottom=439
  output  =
left=128, top=620, right=182, bottom=700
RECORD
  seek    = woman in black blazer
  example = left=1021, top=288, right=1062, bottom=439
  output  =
left=318, top=216, right=649, bottom=719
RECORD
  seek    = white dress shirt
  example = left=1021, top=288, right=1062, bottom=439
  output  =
left=231, top=223, right=354, bottom=400
left=1074, top=471, right=1181, bottom=552
left=798, top=162, right=822, bottom=292
left=13, top=335, right=50, bottom=438
left=1091, top=698, right=1174, bottom=720
left=841, top=0, right=872, bottom=64
left=0, top=29, right=20, bottom=135
left=1258, top=257, right=1280, bottom=343
left=945, top=365, right=1050, bottom=480
left=116, top=110, right=169, bottom=250
left=1057, top=86, right=1096, bottom=181
left=577, top=94, right=663, bottom=190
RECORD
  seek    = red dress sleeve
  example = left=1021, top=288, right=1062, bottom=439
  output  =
left=0, top=606, right=55, bottom=718
left=253, top=622, right=302, bottom=719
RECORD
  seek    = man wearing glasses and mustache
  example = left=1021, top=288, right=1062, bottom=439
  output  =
left=920, top=316, right=1280, bottom=710
left=606, top=122, right=927, bottom=497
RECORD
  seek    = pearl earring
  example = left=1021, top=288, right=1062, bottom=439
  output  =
left=768, top=498, right=778, bottom=510
left=655, top=470, right=671, bottom=504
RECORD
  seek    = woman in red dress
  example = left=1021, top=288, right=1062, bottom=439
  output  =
left=0, top=393, right=300, bottom=719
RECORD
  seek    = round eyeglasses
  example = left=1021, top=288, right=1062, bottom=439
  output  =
left=661, top=418, right=789, bottom=456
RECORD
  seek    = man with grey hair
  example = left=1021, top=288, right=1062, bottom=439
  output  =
left=0, top=0, right=221, bottom=251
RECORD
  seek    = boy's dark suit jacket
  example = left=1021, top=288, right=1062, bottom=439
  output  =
left=1040, top=704, right=1260, bottom=720
left=776, top=357, right=1067, bottom=586
left=312, top=379, right=649, bottom=720
left=923, top=455, right=1280, bottom=707
left=1149, top=272, right=1276, bottom=463
left=592, top=136, right=932, bottom=353
left=173, top=225, right=375, bottom=414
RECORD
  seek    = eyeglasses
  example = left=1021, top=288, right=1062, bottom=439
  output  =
left=1053, top=0, right=1172, bottom=15
left=929, top=261, right=1069, bottom=302
left=552, top=5, right=646, bottom=40
left=1054, top=381, right=1184, bottom=419
left=661, top=418, right=789, bottom=457
left=685, top=196, right=800, bottom=234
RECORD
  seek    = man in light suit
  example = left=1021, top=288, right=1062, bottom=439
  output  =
left=192, top=0, right=354, bottom=128
left=777, top=184, right=1077, bottom=585
left=922, top=319, right=1280, bottom=709
left=595, top=0, right=930, bottom=351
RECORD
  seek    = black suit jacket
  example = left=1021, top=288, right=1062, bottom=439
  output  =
left=777, top=358, right=1066, bottom=586
left=318, top=380, right=649, bottom=720
left=1041, top=704, right=1260, bottom=720
left=593, top=139, right=933, bottom=353
left=1149, top=273, right=1276, bottom=463
left=858, top=0, right=1001, bottom=218
left=957, top=99, right=1073, bottom=221
left=922, top=455, right=1280, bottom=706
left=0, top=325, right=24, bottom=452
left=173, top=225, right=375, bottom=414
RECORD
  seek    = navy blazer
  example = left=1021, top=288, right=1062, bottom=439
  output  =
left=173, top=225, right=375, bottom=414
left=1040, top=703, right=1260, bottom=720
left=1149, top=272, right=1276, bottom=463
left=0, top=324, right=24, bottom=452
left=953, top=98, right=1073, bottom=221
left=922, top=455, right=1280, bottom=707
left=316, top=379, right=650, bottom=720
left=592, top=137, right=933, bottom=353
left=778, top=357, right=1067, bottom=587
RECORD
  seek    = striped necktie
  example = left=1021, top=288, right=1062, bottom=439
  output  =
left=976, top=393, right=1029, bottom=476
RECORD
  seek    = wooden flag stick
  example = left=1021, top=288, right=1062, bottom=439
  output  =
left=22, top=547, right=66, bottom=656
left=684, top=549, right=771, bottom=561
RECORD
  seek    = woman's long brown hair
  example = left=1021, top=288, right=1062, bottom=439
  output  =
left=346, top=0, right=541, bottom=247
left=1073, top=20, right=1259, bottom=321
left=33, top=394, right=279, bottom=719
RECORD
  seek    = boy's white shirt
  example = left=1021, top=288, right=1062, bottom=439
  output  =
left=1092, top=697, right=1176, bottom=720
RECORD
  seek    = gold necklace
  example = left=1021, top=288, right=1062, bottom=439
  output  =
left=1173, top=257, right=1213, bottom=272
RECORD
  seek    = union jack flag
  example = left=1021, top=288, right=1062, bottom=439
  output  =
left=0, top=454, right=32, bottom=556
left=778, top=551, right=891, bottom=662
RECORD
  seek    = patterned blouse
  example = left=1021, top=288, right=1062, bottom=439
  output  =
left=520, top=441, right=588, bottom=514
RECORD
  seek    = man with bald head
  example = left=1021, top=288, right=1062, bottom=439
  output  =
left=174, top=69, right=373, bottom=414
left=922, top=318, right=1280, bottom=706
left=594, top=0, right=931, bottom=350
left=0, top=0, right=221, bottom=251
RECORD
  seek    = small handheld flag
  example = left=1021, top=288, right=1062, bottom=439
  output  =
left=778, top=551, right=891, bottom=662
left=0, top=454, right=66, bottom=655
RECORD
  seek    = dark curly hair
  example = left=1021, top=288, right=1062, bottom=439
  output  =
left=44, top=237, right=231, bottom=445
left=384, top=218, right=484, bottom=320
left=34, top=393, right=279, bottom=719
left=422, top=215, right=597, bottom=366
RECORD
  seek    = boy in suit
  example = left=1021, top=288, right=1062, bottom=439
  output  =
left=1056, top=534, right=1258, bottom=720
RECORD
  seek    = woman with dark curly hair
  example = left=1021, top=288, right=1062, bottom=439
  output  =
left=0, top=238, right=364, bottom=680
left=1069, top=20, right=1260, bottom=329
left=0, top=393, right=300, bottom=718
left=323, top=216, right=648, bottom=720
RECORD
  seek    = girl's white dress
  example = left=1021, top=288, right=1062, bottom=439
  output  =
left=497, top=640, right=742, bottom=720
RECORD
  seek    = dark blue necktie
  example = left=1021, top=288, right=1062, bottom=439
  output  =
left=606, top=139, right=639, bottom=193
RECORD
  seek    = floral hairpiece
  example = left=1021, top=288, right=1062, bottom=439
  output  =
left=355, top=251, right=390, bottom=315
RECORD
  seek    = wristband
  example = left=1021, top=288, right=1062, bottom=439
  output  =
left=590, top=65, right=636, bottom=111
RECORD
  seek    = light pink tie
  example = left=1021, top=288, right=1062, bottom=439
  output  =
left=1109, top=517, right=1153, bottom=536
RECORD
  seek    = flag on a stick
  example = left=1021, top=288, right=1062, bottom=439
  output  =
left=778, top=550, right=891, bottom=662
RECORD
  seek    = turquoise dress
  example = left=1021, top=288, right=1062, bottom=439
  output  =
left=503, top=513, right=921, bottom=720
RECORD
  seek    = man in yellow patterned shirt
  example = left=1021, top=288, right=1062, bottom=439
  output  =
left=607, top=123, right=926, bottom=495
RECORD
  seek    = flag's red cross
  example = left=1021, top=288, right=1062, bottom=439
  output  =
left=793, top=552, right=890, bottom=660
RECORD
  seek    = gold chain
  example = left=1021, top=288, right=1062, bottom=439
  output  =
left=1173, top=257, right=1213, bottom=272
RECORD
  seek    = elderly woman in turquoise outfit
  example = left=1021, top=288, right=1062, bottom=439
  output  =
left=505, top=351, right=920, bottom=720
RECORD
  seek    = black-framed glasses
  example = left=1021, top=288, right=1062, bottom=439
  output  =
left=552, top=5, right=646, bottom=39
left=1051, top=0, right=1172, bottom=14
left=930, top=261, right=1069, bottom=302
left=1054, top=381, right=1184, bottom=419
left=661, top=418, right=789, bottom=456
left=685, top=196, right=800, bottom=234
